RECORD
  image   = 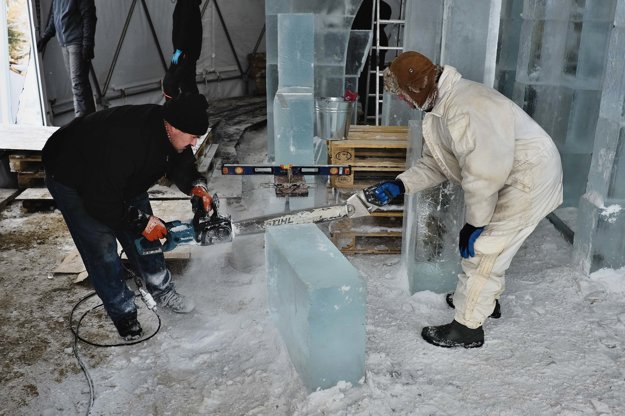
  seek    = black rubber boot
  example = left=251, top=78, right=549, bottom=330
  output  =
left=446, top=293, right=501, bottom=319
left=421, top=320, right=484, bottom=348
left=113, top=311, right=143, bottom=341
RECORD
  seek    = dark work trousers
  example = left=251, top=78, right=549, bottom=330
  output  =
left=162, top=56, right=199, bottom=100
left=46, top=176, right=172, bottom=322
left=61, top=44, right=96, bottom=117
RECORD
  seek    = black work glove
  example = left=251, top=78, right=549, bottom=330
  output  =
left=36, top=37, right=50, bottom=52
left=82, top=43, right=94, bottom=61
left=363, top=179, right=405, bottom=206
left=458, top=223, right=484, bottom=258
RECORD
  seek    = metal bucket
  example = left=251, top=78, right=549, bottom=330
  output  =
left=314, top=97, right=354, bottom=140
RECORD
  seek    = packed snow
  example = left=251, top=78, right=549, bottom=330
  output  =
left=3, top=128, right=625, bottom=415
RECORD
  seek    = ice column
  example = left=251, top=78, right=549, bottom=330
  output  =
left=273, top=14, right=315, bottom=165
left=396, top=1, right=499, bottom=294
left=265, top=0, right=363, bottom=160
left=512, top=0, right=617, bottom=206
left=266, top=224, right=366, bottom=391
left=573, top=0, right=625, bottom=274
left=495, top=0, right=524, bottom=97
left=400, top=120, right=464, bottom=294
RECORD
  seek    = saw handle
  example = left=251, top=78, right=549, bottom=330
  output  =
left=134, top=220, right=190, bottom=255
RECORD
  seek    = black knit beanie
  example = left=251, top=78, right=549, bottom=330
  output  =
left=163, top=93, right=209, bottom=135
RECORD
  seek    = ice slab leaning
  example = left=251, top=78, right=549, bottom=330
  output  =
left=266, top=224, right=366, bottom=391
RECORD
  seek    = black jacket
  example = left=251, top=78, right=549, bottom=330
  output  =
left=42, top=105, right=204, bottom=230
left=41, top=0, right=97, bottom=48
left=172, top=0, right=203, bottom=60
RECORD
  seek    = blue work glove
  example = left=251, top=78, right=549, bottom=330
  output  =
left=458, top=223, right=484, bottom=258
left=364, top=179, right=405, bottom=206
left=171, top=49, right=184, bottom=65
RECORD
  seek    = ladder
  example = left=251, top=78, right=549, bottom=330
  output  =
left=363, top=0, right=406, bottom=126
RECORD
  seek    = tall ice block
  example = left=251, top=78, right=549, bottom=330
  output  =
left=573, top=0, right=625, bottom=274
left=265, top=224, right=366, bottom=391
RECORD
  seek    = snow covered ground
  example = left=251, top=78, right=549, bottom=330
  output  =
left=2, top=128, right=625, bottom=415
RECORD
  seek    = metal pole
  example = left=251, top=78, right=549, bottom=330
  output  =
left=103, top=0, right=138, bottom=95
left=140, top=0, right=167, bottom=71
left=213, top=0, right=244, bottom=76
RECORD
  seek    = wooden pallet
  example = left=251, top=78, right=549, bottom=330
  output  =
left=330, top=209, right=403, bottom=254
left=329, top=125, right=408, bottom=189
left=9, top=153, right=45, bottom=189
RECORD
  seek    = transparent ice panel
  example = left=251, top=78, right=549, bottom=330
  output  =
left=274, top=87, right=315, bottom=165
left=278, top=14, right=314, bottom=88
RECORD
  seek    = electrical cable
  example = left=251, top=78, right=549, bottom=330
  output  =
left=68, top=251, right=162, bottom=415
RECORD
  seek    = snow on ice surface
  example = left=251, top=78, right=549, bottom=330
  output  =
left=12, top=127, right=625, bottom=415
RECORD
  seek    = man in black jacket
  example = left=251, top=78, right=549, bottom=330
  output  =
left=37, top=0, right=97, bottom=117
left=43, top=93, right=214, bottom=340
left=162, top=0, right=203, bottom=100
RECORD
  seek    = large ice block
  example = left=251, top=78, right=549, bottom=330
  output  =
left=265, top=224, right=366, bottom=391
left=573, top=4, right=625, bottom=274
left=273, top=87, right=315, bottom=165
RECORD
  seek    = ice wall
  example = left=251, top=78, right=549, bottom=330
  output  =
left=512, top=0, right=617, bottom=207
left=265, top=224, right=366, bottom=391
left=384, top=0, right=502, bottom=125
left=265, top=0, right=364, bottom=160
left=573, top=0, right=625, bottom=274
left=395, top=1, right=500, bottom=294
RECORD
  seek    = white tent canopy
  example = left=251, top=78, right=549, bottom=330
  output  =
left=37, top=0, right=266, bottom=125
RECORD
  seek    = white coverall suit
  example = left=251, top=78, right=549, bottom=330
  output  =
left=397, top=66, right=563, bottom=329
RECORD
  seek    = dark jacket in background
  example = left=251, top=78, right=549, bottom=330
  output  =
left=40, top=0, right=97, bottom=48
left=172, top=0, right=203, bottom=60
left=42, top=105, right=203, bottom=230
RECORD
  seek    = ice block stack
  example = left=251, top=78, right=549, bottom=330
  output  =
left=573, top=0, right=625, bottom=274
left=265, top=0, right=363, bottom=160
left=265, top=224, right=366, bottom=391
left=273, top=14, right=315, bottom=165
left=512, top=0, right=617, bottom=206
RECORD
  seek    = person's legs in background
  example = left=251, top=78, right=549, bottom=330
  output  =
left=61, top=44, right=96, bottom=117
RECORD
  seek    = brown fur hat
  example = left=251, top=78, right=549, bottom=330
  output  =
left=383, top=51, right=438, bottom=107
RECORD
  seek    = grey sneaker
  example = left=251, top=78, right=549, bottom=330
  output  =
left=156, top=289, right=195, bottom=313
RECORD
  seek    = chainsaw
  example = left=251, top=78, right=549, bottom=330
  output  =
left=135, top=188, right=384, bottom=255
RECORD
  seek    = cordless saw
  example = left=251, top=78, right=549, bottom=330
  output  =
left=135, top=194, right=233, bottom=255
left=136, top=188, right=383, bottom=255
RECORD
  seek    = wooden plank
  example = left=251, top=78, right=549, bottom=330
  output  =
left=17, top=171, right=45, bottom=189
left=0, top=188, right=21, bottom=211
left=16, top=187, right=52, bottom=200
left=197, top=143, right=220, bottom=173
left=0, top=124, right=58, bottom=151
left=331, top=232, right=403, bottom=254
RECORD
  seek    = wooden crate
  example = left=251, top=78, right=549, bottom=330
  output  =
left=329, top=125, right=408, bottom=189
left=330, top=209, right=403, bottom=254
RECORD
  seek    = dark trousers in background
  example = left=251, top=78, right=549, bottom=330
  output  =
left=46, top=176, right=172, bottom=321
left=162, top=56, right=199, bottom=100
left=61, top=44, right=96, bottom=117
